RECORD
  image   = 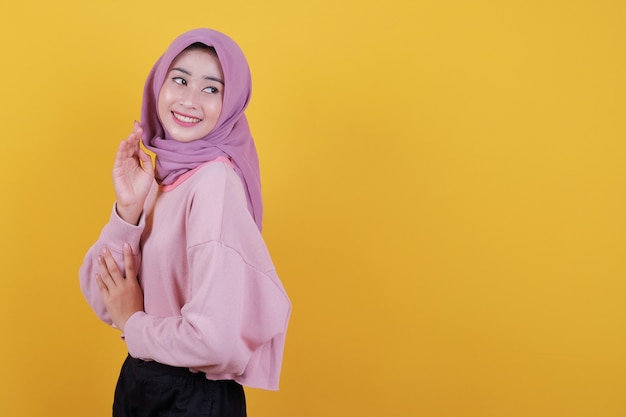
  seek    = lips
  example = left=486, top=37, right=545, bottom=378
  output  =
left=172, top=111, right=202, bottom=126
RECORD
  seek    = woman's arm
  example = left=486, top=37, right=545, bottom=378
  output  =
left=78, top=205, right=145, bottom=325
left=123, top=241, right=290, bottom=376
left=79, top=122, right=154, bottom=324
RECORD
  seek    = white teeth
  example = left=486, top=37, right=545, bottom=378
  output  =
left=173, top=113, right=201, bottom=123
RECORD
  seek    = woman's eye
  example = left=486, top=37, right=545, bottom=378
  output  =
left=173, top=77, right=186, bottom=86
left=203, top=86, right=219, bottom=94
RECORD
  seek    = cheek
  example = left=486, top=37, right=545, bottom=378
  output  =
left=200, top=102, right=222, bottom=135
left=157, top=88, right=171, bottom=121
left=207, top=100, right=223, bottom=120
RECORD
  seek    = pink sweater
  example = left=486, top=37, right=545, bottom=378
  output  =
left=79, top=158, right=291, bottom=390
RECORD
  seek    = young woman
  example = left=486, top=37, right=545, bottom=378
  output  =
left=79, top=28, right=291, bottom=417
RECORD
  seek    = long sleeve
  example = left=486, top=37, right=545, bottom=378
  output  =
left=123, top=240, right=290, bottom=389
left=78, top=204, right=145, bottom=325
left=78, top=160, right=290, bottom=390
left=123, top=161, right=290, bottom=389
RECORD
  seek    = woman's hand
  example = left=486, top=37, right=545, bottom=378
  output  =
left=96, top=244, right=144, bottom=332
left=113, top=121, right=154, bottom=225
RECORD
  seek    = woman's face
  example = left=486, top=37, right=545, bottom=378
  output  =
left=157, top=48, right=224, bottom=142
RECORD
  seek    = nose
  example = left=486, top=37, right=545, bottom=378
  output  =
left=179, top=89, right=199, bottom=108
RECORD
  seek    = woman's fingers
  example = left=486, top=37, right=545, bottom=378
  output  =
left=98, top=248, right=123, bottom=285
left=123, top=243, right=136, bottom=280
left=97, top=255, right=114, bottom=286
left=98, top=245, right=138, bottom=286
left=133, top=121, right=143, bottom=138
left=115, top=125, right=142, bottom=164
left=138, top=147, right=154, bottom=175
left=96, top=273, right=109, bottom=294
left=95, top=244, right=144, bottom=331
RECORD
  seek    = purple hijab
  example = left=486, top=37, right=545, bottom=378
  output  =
left=140, top=28, right=263, bottom=230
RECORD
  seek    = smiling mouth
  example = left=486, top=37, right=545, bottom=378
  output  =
left=172, top=112, right=202, bottom=124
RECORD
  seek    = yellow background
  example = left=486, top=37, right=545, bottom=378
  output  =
left=1, top=1, right=625, bottom=416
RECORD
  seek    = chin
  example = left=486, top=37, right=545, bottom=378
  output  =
left=166, top=128, right=202, bottom=143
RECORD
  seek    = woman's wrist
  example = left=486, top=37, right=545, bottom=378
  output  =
left=115, top=204, right=142, bottom=225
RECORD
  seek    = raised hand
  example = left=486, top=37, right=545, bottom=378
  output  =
left=96, top=243, right=144, bottom=332
left=113, top=121, right=154, bottom=225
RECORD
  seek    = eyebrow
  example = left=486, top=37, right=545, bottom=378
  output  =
left=171, top=67, right=224, bottom=85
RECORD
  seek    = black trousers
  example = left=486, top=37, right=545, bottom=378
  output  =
left=113, top=355, right=246, bottom=417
